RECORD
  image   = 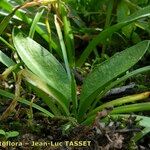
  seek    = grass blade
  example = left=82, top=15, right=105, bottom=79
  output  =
left=54, top=15, right=71, bottom=80
left=0, top=50, right=16, bottom=67
left=76, top=5, right=150, bottom=67
left=0, top=36, right=15, bottom=51
left=61, top=5, right=75, bottom=67
left=111, top=102, right=150, bottom=114
left=29, top=9, right=44, bottom=38
left=88, top=92, right=150, bottom=117
left=0, top=6, right=21, bottom=35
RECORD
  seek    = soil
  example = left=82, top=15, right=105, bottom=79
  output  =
left=0, top=108, right=150, bottom=150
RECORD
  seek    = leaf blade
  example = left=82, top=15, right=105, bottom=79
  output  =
left=0, top=50, right=16, bottom=67
left=78, top=40, right=150, bottom=118
left=77, top=5, right=150, bottom=67
left=13, top=29, right=71, bottom=106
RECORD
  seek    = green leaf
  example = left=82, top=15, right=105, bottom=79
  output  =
left=22, top=69, right=70, bottom=115
left=0, top=36, right=15, bottom=51
left=117, top=0, right=130, bottom=22
left=78, top=40, right=150, bottom=119
left=137, top=116, right=150, bottom=128
left=0, top=0, right=61, bottom=57
left=31, top=85, right=62, bottom=116
left=54, top=15, right=71, bottom=80
left=111, top=102, right=150, bottom=114
left=81, top=92, right=150, bottom=125
left=104, top=0, right=114, bottom=28
left=13, top=29, right=71, bottom=105
left=117, top=0, right=136, bottom=40
left=0, top=0, right=13, bottom=12
left=29, top=9, right=44, bottom=38
left=89, top=66, right=150, bottom=113
left=77, top=5, right=150, bottom=67
left=5, top=131, right=19, bottom=139
left=0, top=129, right=5, bottom=136
left=88, top=92, right=150, bottom=117
left=0, top=50, right=16, bottom=67
left=61, top=5, right=75, bottom=67
left=0, top=6, right=21, bottom=35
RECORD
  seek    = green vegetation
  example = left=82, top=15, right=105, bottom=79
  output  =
left=0, top=0, right=150, bottom=148
left=0, top=129, right=19, bottom=140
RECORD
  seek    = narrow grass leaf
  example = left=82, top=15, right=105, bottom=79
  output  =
left=117, top=0, right=130, bottom=22
left=61, top=5, right=75, bottom=67
left=82, top=92, right=150, bottom=124
left=0, top=0, right=13, bottom=12
left=111, top=102, right=150, bottom=114
left=117, top=0, right=135, bottom=38
left=70, top=73, right=78, bottom=116
left=29, top=9, right=44, bottom=38
left=0, top=6, right=21, bottom=35
left=88, top=92, right=150, bottom=117
left=54, top=15, right=71, bottom=80
left=77, top=5, right=150, bottom=67
left=0, top=37, right=15, bottom=51
left=105, top=0, right=114, bottom=28
left=0, top=50, right=16, bottom=67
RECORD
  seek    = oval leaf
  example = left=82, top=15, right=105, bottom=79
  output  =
left=13, top=29, right=71, bottom=101
left=79, top=40, right=150, bottom=117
